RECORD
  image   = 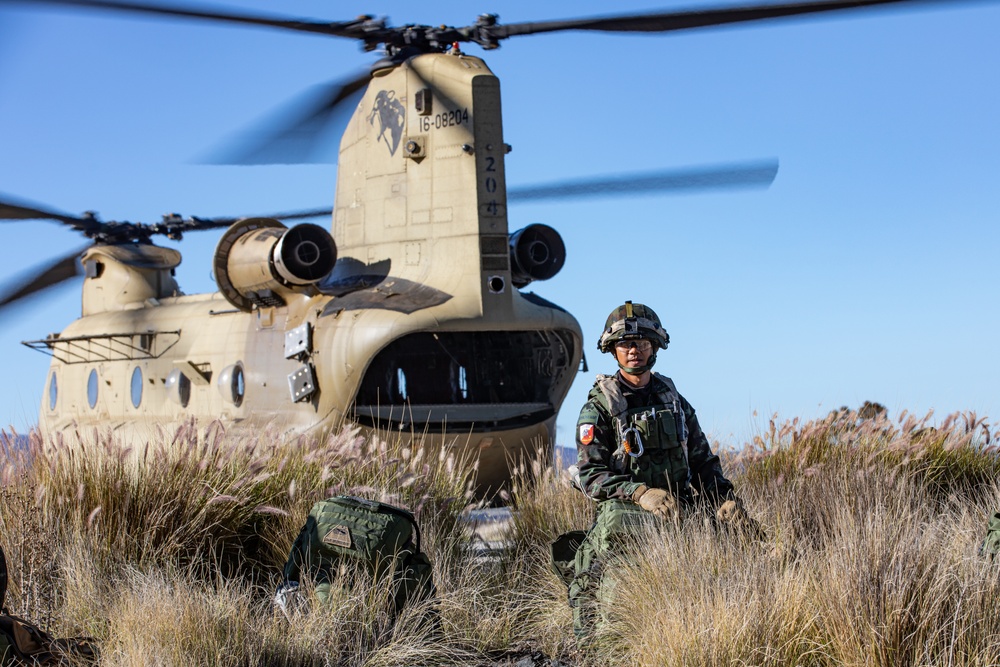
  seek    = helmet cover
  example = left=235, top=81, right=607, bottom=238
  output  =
left=597, top=301, right=670, bottom=375
left=597, top=301, right=669, bottom=353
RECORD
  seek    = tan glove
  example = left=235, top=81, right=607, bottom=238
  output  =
left=715, top=499, right=767, bottom=543
left=632, top=485, right=679, bottom=522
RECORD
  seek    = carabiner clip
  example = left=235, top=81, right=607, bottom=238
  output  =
left=621, top=426, right=645, bottom=458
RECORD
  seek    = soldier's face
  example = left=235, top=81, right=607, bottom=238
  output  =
left=614, top=339, right=654, bottom=368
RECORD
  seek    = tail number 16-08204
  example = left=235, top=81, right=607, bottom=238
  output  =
left=419, top=108, right=469, bottom=132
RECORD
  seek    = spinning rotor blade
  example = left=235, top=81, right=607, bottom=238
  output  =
left=8, top=0, right=989, bottom=164
left=491, top=0, right=984, bottom=40
left=262, top=208, right=334, bottom=222
left=0, top=196, right=99, bottom=233
left=0, top=193, right=333, bottom=241
left=0, top=0, right=373, bottom=39
left=278, top=160, right=778, bottom=219
left=201, top=70, right=370, bottom=165
left=183, top=208, right=334, bottom=227
left=8, top=0, right=989, bottom=45
left=0, top=246, right=86, bottom=311
left=507, top=160, right=779, bottom=203
left=202, top=64, right=471, bottom=164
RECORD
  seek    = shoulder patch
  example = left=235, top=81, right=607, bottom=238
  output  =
left=579, top=424, right=595, bottom=445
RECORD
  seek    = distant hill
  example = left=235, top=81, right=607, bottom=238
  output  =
left=555, top=445, right=575, bottom=470
left=1, top=433, right=29, bottom=455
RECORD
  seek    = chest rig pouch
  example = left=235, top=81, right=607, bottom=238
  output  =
left=594, top=373, right=691, bottom=491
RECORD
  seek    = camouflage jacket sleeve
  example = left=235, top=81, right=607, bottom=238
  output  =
left=681, top=394, right=736, bottom=506
left=575, top=394, right=645, bottom=502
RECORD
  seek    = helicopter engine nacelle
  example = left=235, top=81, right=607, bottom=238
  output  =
left=213, top=218, right=337, bottom=311
left=508, top=224, right=566, bottom=289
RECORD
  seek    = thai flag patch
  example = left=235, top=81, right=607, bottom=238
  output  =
left=579, top=424, right=595, bottom=445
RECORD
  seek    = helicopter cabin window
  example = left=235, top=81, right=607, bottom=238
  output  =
left=217, top=363, right=245, bottom=407
left=48, top=371, right=57, bottom=411
left=355, top=330, right=576, bottom=431
left=130, top=367, right=143, bottom=408
left=87, top=369, right=99, bottom=409
left=165, top=368, right=191, bottom=408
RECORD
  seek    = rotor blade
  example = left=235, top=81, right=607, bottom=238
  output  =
left=187, top=208, right=334, bottom=228
left=506, top=160, right=778, bottom=203
left=274, top=162, right=778, bottom=219
left=493, top=0, right=982, bottom=39
left=0, top=0, right=371, bottom=39
left=266, top=208, right=333, bottom=222
left=199, top=70, right=370, bottom=165
left=0, top=195, right=99, bottom=232
left=0, top=246, right=86, bottom=311
left=0, top=197, right=84, bottom=224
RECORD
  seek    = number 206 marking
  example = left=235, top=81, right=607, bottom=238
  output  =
left=419, top=108, right=470, bottom=132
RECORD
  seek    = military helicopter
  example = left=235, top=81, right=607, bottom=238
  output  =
left=0, top=0, right=996, bottom=489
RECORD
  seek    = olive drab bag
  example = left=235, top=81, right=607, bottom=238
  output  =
left=281, top=496, right=435, bottom=614
left=982, top=511, right=1000, bottom=558
left=0, top=545, right=98, bottom=666
left=550, top=530, right=587, bottom=588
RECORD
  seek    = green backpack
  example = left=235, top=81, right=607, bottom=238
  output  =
left=280, top=495, right=435, bottom=615
left=0, top=545, right=98, bottom=666
left=981, top=511, right=1000, bottom=558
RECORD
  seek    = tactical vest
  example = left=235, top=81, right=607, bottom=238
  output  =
left=591, top=373, right=691, bottom=494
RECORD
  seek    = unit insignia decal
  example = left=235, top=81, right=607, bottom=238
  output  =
left=368, top=90, right=405, bottom=156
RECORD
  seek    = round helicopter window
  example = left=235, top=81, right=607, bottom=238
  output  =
left=48, top=372, right=58, bottom=411
left=165, top=368, right=191, bottom=408
left=130, top=366, right=143, bottom=408
left=217, top=363, right=245, bottom=407
left=234, top=365, right=245, bottom=405
left=87, top=368, right=99, bottom=409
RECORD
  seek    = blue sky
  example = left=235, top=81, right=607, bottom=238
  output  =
left=0, top=0, right=998, bottom=448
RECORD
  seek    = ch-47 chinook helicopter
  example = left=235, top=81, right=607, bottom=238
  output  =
left=0, top=0, right=990, bottom=490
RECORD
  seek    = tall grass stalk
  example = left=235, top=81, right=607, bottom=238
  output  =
left=0, top=409, right=998, bottom=665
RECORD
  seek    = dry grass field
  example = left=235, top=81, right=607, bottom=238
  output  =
left=1, top=408, right=999, bottom=666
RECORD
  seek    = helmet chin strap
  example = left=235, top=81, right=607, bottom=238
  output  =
left=618, top=353, right=657, bottom=375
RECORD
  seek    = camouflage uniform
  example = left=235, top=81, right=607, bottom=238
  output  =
left=568, top=370, right=735, bottom=637
left=576, top=371, right=733, bottom=504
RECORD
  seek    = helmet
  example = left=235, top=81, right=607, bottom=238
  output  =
left=598, top=301, right=669, bottom=375
left=597, top=301, right=669, bottom=353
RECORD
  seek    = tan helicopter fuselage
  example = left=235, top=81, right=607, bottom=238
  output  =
left=33, top=52, right=583, bottom=490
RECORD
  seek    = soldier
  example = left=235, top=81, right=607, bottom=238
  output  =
left=567, top=301, right=761, bottom=637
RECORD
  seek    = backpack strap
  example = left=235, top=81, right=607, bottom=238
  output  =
left=595, top=373, right=691, bottom=465
left=594, top=374, right=630, bottom=470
